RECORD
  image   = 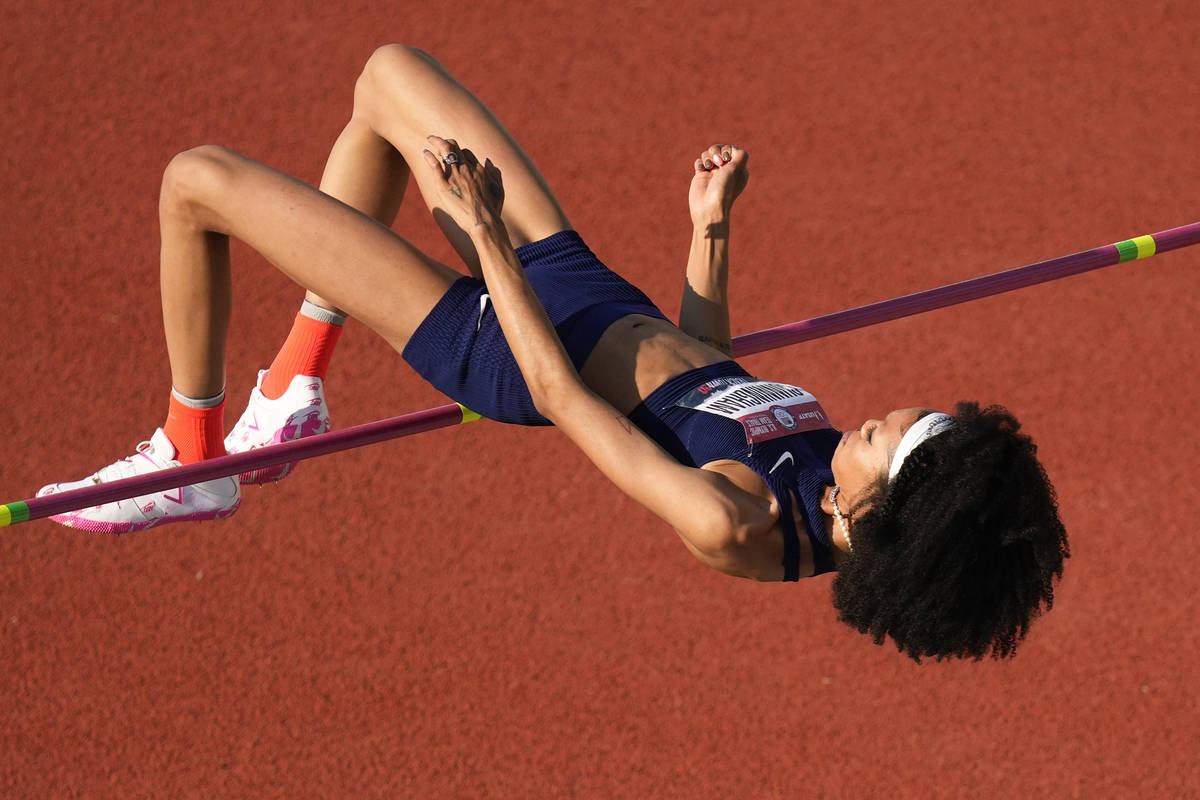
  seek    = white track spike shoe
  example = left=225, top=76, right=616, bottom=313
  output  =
left=224, top=371, right=331, bottom=484
left=37, top=428, right=241, bottom=533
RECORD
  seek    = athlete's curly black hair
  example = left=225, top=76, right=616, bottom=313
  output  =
left=831, top=402, right=1068, bottom=662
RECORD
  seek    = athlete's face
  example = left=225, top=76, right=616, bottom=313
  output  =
left=831, top=407, right=935, bottom=512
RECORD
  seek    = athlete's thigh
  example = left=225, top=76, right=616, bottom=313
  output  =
left=358, top=45, right=572, bottom=255
left=178, top=146, right=460, bottom=353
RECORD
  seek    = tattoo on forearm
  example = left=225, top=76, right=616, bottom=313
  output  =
left=699, top=335, right=733, bottom=355
left=449, top=186, right=463, bottom=199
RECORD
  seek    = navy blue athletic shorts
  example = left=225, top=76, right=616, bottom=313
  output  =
left=401, top=230, right=669, bottom=425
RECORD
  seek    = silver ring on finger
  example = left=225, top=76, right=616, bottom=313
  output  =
left=443, top=152, right=459, bottom=166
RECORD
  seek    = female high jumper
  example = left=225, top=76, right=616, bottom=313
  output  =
left=37, top=46, right=1068, bottom=661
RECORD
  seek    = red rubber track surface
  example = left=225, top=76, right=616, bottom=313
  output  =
left=2, top=2, right=1197, bottom=797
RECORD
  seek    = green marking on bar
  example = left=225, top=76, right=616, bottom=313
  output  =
left=0, top=502, right=29, bottom=527
left=1115, top=239, right=1139, bottom=263
left=457, top=403, right=483, bottom=423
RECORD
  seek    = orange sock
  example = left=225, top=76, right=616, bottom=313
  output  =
left=164, top=392, right=226, bottom=465
left=261, top=305, right=345, bottom=400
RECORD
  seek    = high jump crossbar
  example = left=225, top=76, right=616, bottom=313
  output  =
left=3, top=220, right=1198, bottom=528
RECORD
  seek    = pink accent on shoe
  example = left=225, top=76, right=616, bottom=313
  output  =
left=276, top=409, right=327, bottom=444
left=225, top=372, right=331, bottom=485
left=49, top=497, right=242, bottom=534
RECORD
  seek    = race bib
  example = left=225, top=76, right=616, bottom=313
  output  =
left=676, top=377, right=834, bottom=446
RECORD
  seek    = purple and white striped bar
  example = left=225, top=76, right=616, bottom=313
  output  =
left=3, top=220, right=1198, bottom=527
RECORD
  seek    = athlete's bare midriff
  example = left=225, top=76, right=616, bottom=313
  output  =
left=578, top=314, right=732, bottom=415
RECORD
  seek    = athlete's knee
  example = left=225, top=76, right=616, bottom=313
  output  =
left=353, top=44, right=440, bottom=117
left=365, top=43, right=440, bottom=76
left=159, top=145, right=240, bottom=223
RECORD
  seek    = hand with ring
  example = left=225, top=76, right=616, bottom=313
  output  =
left=422, top=134, right=505, bottom=232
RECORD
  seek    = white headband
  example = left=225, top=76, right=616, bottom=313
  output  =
left=888, top=412, right=955, bottom=482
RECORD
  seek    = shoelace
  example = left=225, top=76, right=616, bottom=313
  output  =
left=91, top=440, right=160, bottom=484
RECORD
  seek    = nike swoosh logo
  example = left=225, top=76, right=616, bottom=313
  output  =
left=477, top=293, right=491, bottom=331
left=769, top=452, right=794, bottom=474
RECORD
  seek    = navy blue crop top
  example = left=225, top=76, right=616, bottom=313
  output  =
left=627, top=361, right=842, bottom=579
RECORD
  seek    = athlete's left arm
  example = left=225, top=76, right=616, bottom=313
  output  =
left=678, top=144, right=749, bottom=356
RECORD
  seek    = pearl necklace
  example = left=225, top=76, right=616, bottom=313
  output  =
left=829, top=485, right=853, bottom=552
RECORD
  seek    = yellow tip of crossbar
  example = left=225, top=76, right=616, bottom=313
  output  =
left=0, top=502, right=30, bottom=527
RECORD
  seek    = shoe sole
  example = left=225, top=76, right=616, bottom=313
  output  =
left=48, top=498, right=242, bottom=534
left=238, top=461, right=296, bottom=485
